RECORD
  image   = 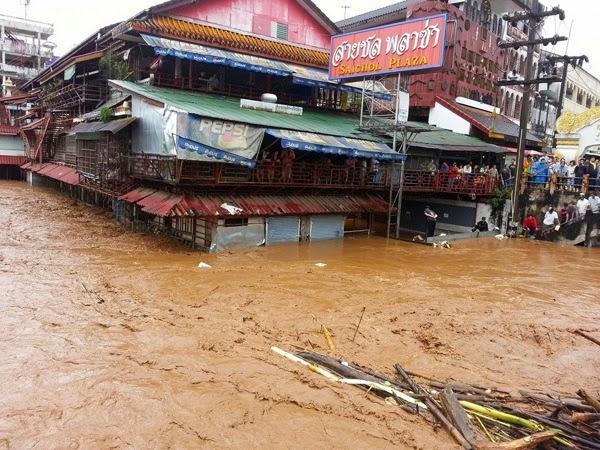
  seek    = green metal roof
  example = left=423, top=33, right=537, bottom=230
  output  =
left=409, top=128, right=505, bottom=151
left=109, top=80, right=376, bottom=140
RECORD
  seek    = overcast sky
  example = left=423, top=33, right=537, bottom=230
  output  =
left=3, top=0, right=598, bottom=78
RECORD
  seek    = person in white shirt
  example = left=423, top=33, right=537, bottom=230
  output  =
left=543, top=207, right=559, bottom=230
left=566, top=160, right=576, bottom=191
left=577, top=193, right=590, bottom=216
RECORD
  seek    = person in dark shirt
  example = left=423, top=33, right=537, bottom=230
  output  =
left=424, top=205, right=438, bottom=237
left=574, top=159, right=587, bottom=189
left=472, top=217, right=489, bottom=232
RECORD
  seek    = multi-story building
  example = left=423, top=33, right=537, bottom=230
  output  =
left=560, top=63, right=600, bottom=114
left=0, top=14, right=54, bottom=177
left=337, top=0, right=541, bottom=120
left=552, top=57, right=600, bottom=162
left=0, top=14, right=54, bottom=96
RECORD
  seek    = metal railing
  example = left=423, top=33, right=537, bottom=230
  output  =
left=0, top=39, right=53, bottom=58
left=126, top=154, right=501, bottom=195
left=0, top=62, right=39, bottom=78
left=41, top=84, right=108, bottom=110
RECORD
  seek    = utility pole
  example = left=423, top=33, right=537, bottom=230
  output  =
left=342, top=5, right=351, bottom=20
left=496, top=2, right=566, bottom=229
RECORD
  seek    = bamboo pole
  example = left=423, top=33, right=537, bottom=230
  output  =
left=395, top=364, right=474, bottom=450
left=352, top=306, right=366, bottom=342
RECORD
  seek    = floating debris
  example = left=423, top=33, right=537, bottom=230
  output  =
left=198, top=262, right=212, bottom=268
left=315, top=262, right=327, bottom=267
left=273, top=348, right=600, bottom=450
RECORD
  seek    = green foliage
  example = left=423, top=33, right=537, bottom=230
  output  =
left=487, top=188, right=512, bottom=216
left=99, top=52, right=130, bottom=80
left=41, top=79, right=63, bottom=95
left=99, top=106, right=113, bottom=123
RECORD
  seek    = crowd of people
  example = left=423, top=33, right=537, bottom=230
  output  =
left=522, top=191, right=600, bottom=238
left=255, top=150, right=381, bottom=185
left=521, top=154, right=600, bottom=190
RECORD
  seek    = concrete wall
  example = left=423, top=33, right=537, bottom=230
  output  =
left=401, top=197, right=483, bottom=233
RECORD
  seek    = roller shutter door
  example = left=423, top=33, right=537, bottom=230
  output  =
left=310, top=215, right=344, bottom=241
left=266, top=216, right=300, bottom=245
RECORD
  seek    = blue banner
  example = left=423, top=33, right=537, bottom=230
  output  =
left=177, top=136, right=257, bottom=168
left=292, top=76, right=393, bottom=100
left=267, top=129, right=404, bottom=161
left=153, top=47, right=290, bottom=77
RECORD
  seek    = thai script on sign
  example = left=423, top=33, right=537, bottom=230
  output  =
left=332, top=19, right=441, bottom=67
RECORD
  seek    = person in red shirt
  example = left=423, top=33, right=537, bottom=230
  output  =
left=523, top=213, right=538, bottom=238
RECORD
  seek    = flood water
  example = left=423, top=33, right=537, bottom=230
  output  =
left=1, top=180, right=599, bottom=449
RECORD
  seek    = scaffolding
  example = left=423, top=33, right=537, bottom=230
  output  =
left=355, top=74, right=436, bottom=238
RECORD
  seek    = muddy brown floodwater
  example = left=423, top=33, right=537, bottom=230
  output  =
left=1, top=180, right=599, bottom=449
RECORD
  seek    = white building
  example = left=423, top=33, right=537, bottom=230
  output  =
left=0, top=14, right=54, bottom=96
left=550, top=56, right=600, bottom=162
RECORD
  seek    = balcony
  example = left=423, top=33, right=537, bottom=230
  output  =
left=0, top=39, right=54, bottom=59
left=124, top=154, right=501, bottom=196
left=0, top=14, right=53, bottom=39
left=0, top=62, right=39, bottom=78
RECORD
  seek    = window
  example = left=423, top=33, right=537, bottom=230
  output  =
left=482, top=0, right=492, bottom=24
left=566, top=84, right=574, bottom=100
left=272, top=22, right=288, bottom=40
left=223, top=217, right=249, bottom=227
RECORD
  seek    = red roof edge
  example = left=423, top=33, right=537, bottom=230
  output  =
left=434, top=96, right=490, bottom=134
left=0, top=125, right=21, bottom=135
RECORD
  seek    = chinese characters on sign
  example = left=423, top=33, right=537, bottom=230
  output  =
left=329, top=14, right=447, bottom=80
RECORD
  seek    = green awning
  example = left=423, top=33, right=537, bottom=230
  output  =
left=108, top=80, right=380, bottom=141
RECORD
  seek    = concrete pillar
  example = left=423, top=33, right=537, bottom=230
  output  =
left=1, top=24, right=5, bottom=69
left=37, top=32, right=41, bottom=69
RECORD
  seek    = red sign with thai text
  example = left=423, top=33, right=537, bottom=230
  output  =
left=329, top=14, right=447, bottom=80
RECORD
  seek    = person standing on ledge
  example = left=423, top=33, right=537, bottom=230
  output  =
left=424, top=205, right=438, bottom=238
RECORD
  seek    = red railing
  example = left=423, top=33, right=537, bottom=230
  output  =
left=126, top=155, right=501, bottom=195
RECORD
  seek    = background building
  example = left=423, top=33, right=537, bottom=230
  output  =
left=0, top=14, right=55, bottom=97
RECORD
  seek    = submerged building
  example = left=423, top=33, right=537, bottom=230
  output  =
left=6, top=0, right=529, bottom=249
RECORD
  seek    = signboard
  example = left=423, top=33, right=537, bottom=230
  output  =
left=329, top=14, right=447, bottom=80
left=396, top=91, right=410, bottom=123
left=176, top=114, right=264, bottom=165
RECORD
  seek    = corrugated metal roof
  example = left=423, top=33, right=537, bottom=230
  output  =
left=109, top=80, right=379, bottom=140
left=118, top=187, right=158, bottom=202
left=118, top=191, right=389, bottom=218
left=65, top=117, right=137, bottom=135
left=0, top=125, right=20, bottom=135
left=336, top=0, right=418, bottom=29
left=29, top=163, right=80, bottom=185
left=79, top=94, right=131, bottom=121
left=408, top=128, right=507, bottom=153
left=435, top=97, right=543, bottom=145
left=0, top=155, right=26, bottom=165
